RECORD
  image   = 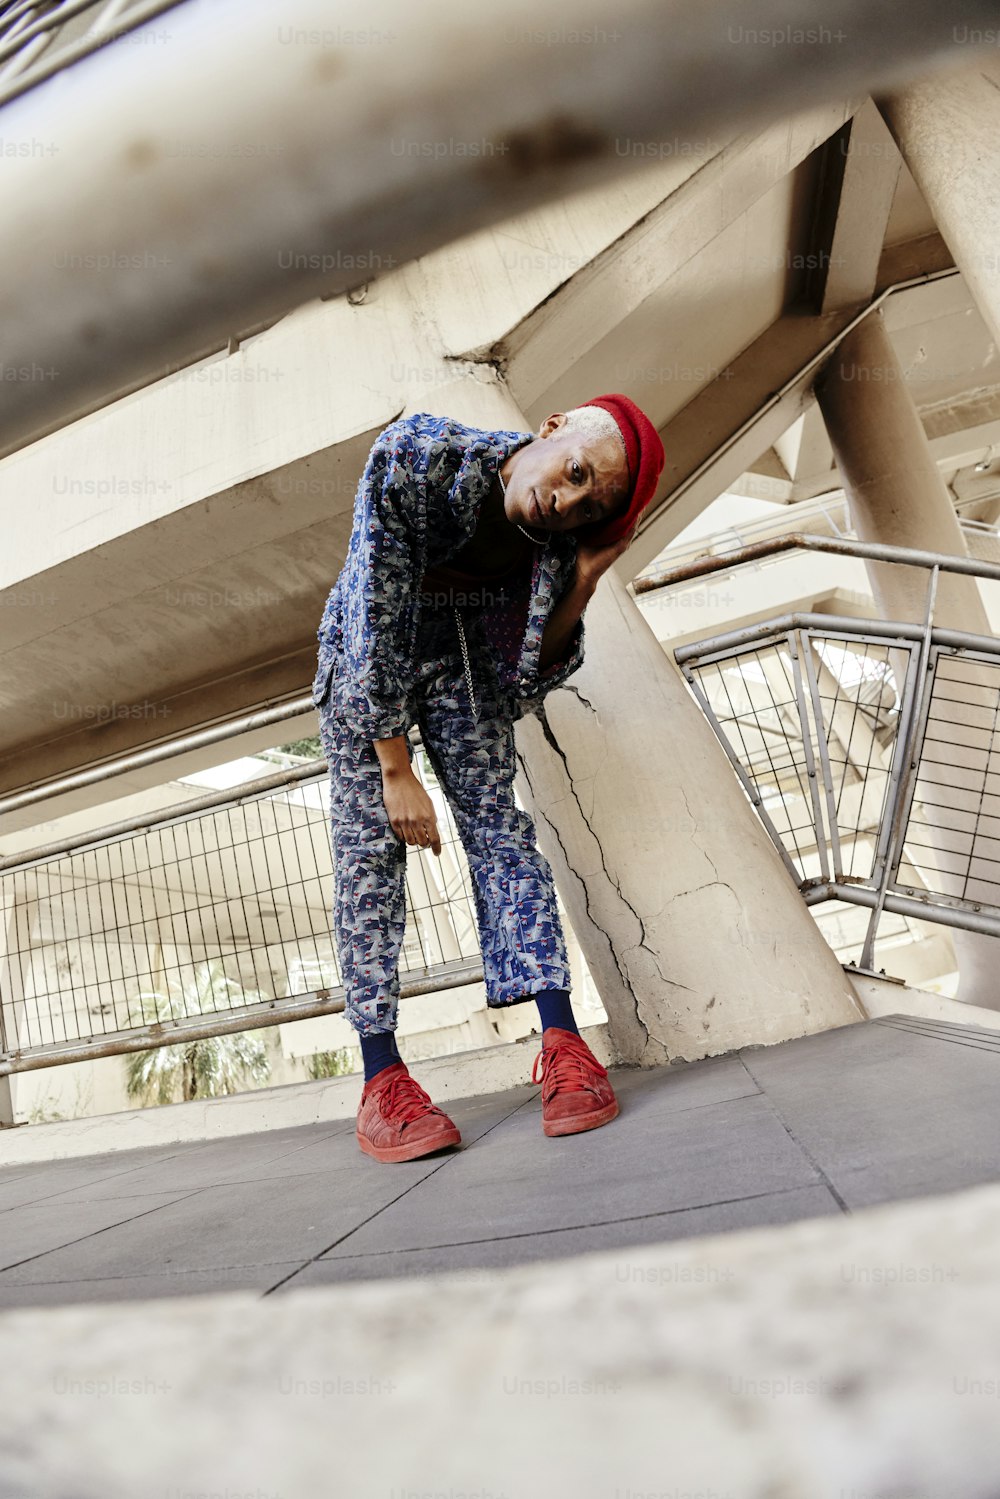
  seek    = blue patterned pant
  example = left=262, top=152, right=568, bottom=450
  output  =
left=317, top=605, right=572, bottom=1037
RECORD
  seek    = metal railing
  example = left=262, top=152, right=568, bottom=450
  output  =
left=668, top=532, right=1000, bottom=973
left=0, top=0, right=187, bottom=105
left=634, top=488, right=1000, bottom=588
left=0, top=709, right=494, bottom=1077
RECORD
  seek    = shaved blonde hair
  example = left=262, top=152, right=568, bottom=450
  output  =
left=560, top=404, right=627, bottom=464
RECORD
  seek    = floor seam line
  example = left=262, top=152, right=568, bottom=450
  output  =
left=873, top=1021, right=1000, bottom=1055
left=261, top=1092, right=541, bottom=1297
left=0, top=1149, right=199, bottom=1216
left=310, top=1183, right=838, bottom=1266
left=737, top=1052, right=851, bottom=1215
left=0, top=1190, right=208, bottom=1276
left=0, top=1258, right=305, bottom=1290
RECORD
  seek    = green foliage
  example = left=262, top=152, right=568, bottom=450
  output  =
left=123, top=960, right=272, bottom=1107
left=305, top=1047, right=359, bottom=1080
left=258, top=736, right=323, bottom=764
left=27, top=1100, right=67, bottom=1124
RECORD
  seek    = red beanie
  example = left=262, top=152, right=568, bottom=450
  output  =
left=578, top=393, right=665, bottom=547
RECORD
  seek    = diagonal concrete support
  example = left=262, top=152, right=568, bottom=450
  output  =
left=878, top=56, right=1000, bottom=349
left=512, top=568, right=864, bottom=1065
left=815, top=309, right=1000, bottom=1006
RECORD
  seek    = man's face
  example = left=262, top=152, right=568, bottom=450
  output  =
left=502, top=413, right=631, bottom=536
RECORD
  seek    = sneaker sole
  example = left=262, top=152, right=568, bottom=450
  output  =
left=542, top=1099, right=619, bottom=1138
left=356, top=1125, right=462, bottom=1164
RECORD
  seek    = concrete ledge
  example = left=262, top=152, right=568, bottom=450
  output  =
left=851, top=973, right=1000, bottom=1031
left=0, top=1023, right=618, bottom=1165
left=4, top=1174, right=1000, bottom=1497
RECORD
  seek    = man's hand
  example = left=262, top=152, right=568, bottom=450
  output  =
left=574, top=515, right=641, bottom=591
left=380, top=767, right=442, bottom=856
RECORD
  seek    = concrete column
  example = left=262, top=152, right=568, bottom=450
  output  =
left=815, top=311, right=991, bottom=629
left=878, top=57, right=1000, bottom=350
left=815, top=309, right=999, bottom=1007
left=511, top=569, right=864, bottom=1066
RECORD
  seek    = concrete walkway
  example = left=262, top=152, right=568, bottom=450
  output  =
left=1, top=1012, right=999, bottom=1309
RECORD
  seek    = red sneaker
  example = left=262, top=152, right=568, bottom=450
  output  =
left=356, top=1061, right=462, bottom=1163
left=531, top=1027, right=620, bottom=1137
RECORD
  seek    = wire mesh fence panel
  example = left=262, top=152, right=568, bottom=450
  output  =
left=808, top=898, right=925, bottom=967
left=688, top=639, right=819, bottom=880
left=893, top=649, right=1000, bottom=913
left=809, top=636, right=901, bottom=883
left=0, top=749, right=485, bottom=1064
left=680, top=606, right=1000, bottom=972
left=684, top=629, right=915, bottom=899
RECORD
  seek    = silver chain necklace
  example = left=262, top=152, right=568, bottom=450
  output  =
left=499, top=469, right=547, bottom=545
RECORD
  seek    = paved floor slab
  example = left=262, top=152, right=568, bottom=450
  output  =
left=314, top=1091, right=821, bottom=1263
left=0, top=1016, right=997, bottom=1309
left=292, top=1183, right=842, bottom=1286
left=741, top=1014, right=1000, bottom=1209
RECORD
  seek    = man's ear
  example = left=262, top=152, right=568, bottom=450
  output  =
left=538, top=412, right=567, bottom=439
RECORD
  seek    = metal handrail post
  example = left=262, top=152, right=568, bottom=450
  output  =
left=857, top=567, right=940, bottom=971
left=786, top=631, right=831, bottom=884
left=798, top=630, right=845, bottom=881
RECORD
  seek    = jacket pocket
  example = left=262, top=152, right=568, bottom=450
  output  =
left=311, top=661, right=335, bottom=710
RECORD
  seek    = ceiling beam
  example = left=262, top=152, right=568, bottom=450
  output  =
left=493, top=102, right=859, bottom=408
left=3, top=0, right=998, bottom=456
left=622, top=237, right=961, bottom=574
left=804, top=100, right=904, bottom=314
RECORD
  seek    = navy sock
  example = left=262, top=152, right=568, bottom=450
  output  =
left=534, top=988, right=580, bottom=1036
left=360, top=1029, right=404, bottom=1083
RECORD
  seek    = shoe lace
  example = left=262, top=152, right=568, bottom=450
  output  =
left=376, top=1071, right=446, bottom=1126
left=531, top=1033, right=608, bottom=1096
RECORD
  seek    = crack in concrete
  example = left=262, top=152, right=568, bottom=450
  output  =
left=562, top=683, right=600, bottom=715
left=523, top=709, right=752, bottom=1061
left=562, top=685, right=612, bottom=816
left=523, top=709, right=650, bottom=1056
left=677, top=783, right=726, bottom=887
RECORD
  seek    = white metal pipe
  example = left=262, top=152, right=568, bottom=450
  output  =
left=1, top=0, right=998, bottom=455
left=0, top=756, right=327, bottom=873
left=0, top=960, right=487, bottom=1075
left=0, top=693, right=314, bottom=817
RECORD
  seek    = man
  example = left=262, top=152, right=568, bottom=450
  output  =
left=312, top=393, right=665, bottom=1163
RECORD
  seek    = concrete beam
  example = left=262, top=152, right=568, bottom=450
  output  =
left=621, top=236, right=960, bottom=576
left=496, top=102, right=859, bottom=410
left=807, top=99, right=903, bottom=314
left=774, top=404, right=837, bottom=492
left=623, top=309, right=862, bottom=573
left=879, top=55, right=1000, bottom=349
left=2, top=0, right=998, bottom=455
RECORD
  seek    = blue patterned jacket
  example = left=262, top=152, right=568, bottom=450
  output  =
left=311, top=412, right=586, bottom=739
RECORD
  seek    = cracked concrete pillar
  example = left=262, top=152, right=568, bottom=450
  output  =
left=512, top=569, right=865, bottom=1066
